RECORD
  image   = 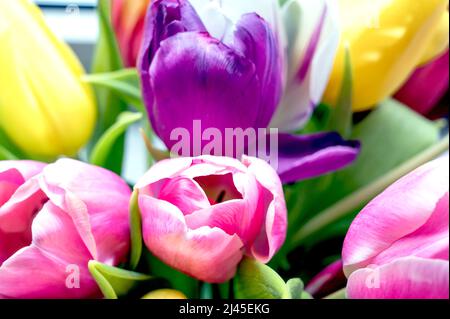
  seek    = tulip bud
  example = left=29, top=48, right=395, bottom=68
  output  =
left=136, top=155, right=287, bottom=283
left=0, top=0, right=97, bottom=159
left=0, top=159, right=131, bottom=298
left=112, top=0, right=151, bottom=67
left=343, top=157, right=449, bottom=299
left=323, top=0, right=449, bottom=111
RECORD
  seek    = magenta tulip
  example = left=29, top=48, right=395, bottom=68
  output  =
left=342, top=157, right=449, bottom=299
left=135, top=155, right=287, bottom=283
left=395, top=50, right=449, bottom=116
left=0, top=159, right=131, bottom=299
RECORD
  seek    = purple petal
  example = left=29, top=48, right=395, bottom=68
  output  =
left=149, top=31, right=261, bottom=153
left=233, top=13, right=284, bottom=128
left=139, top=0, right=207, bottom=137
left=276, top=132, right=361, bottom=184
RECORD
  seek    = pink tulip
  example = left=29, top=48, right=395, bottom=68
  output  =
left=343, top=157, right=449, bottom=299
left=395, top=50, right=449, bottom=117
left=0, top=159, right=131, bottom=299
left=136, top=155, right=287, bottom=283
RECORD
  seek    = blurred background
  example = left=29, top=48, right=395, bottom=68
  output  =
left=34, top=0, right=98, bottom=69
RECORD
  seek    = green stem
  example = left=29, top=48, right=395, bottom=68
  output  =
left=324, top=288, right=347, bottom=299
left=292, top=135, right=449, bottom=245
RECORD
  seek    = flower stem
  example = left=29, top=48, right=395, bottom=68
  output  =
left=292, top=135, right=449, bottom=246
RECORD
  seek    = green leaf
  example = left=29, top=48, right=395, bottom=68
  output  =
left=0, top=128, right=24, bottom=160
left=234, top=258, right=290, bottom=299
left=129, top=189, right=143, bottom=270
left=83, top=69, right=145, bottom=113
left=88, top=260, right=153, bottom=299
left=0, top=144, right=17, bottom=161
left=287, top=100, right=446, bottom=248
left=90, top=0, right=128, bottom=174
left=90, top=112, right=143, bottom=168
left=327, top=46, right=353, bottom=138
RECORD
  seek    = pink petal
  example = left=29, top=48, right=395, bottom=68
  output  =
left=0, top=160, right=46, bottom=181
left=242, top=156, right=287, bottom=262
left=158, top=177, right=210, bottom=215
left=373, top=192, right=449, bottom=265
left=0, top=179, right=47, bottom=265
left=135, top=157, right=193, bottom=189
left=0, top=202, right=99, bottom=298
left=38, top=159, right=131, bottom=264
left=0, top=245, right=99, bottom=299
left=347, top=257, right=449, bottom=299
left=343, top=157, right=449, bottom=275
left=139, top=194, right=244, bottom=283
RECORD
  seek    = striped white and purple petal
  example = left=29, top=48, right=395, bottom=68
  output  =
left=270, top=0, right=340, bottom=131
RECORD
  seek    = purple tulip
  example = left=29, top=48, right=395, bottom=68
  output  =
left=0, top=159, right=131, bottom=299
left=138, top=0, right=360, bottom=184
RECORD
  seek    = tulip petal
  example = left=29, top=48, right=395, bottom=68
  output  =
left=306, top=260, right=347, bottom=298
left=233, top=13, right=283, bottom=128
left=0, top=201, right=99, bottom=299
left=243, top=156, right=287, bottom=263
left=395, top=50, right=449, bottom=115
left=158, top=176, right=211, bottom=214
left=271, top=0, right=340, bottom=131
left=347, top=257, right=449, bottom=299
left=373, top=192, right=449, bottom=265
left=139, top=0, right=207, bottom=137
left=276, top=132, right=361, bottom=184
left=343, top=157, right=449, bottom=275
left=37, top=159, right=131, bottom=265
left=139, top=194, right=244, bottom=283
left=149, top=31, right=262, bottom=153
left=0, top=179, right=47, bottom=265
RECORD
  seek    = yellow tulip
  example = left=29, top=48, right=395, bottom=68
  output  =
left=0, top=0, right=96, bottom=159
left=142, top=289, right=187, bottom=299
left=323, top=0, right=449, bottom=112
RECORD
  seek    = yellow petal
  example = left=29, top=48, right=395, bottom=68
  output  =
left=142, top=289, right=187, bottom=299
left=418, top=10, right=449, bottom=66
left=0, top=0, right=96, bottom=159
left=323, top=0, right=449, bottom=112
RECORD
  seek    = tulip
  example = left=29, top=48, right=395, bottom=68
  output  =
left=0, top=0, right=97, bottom=159
left=323, top=0, right=449, bottom=112
left=112, top=0, right=151, bottom=67
left=305, top=260, right=347, bottom=299
left=139, top=0, right=284, bottom=150
left=342, top=157, right=449, bottom=299
left=270, top=0, right=341, bottom=131
left=138, top=0, right=360, bottom=184
left=135, top=155, right=287, bottom=283
left=0, top=159, right=131, bottom=298
left=395, top=50, right=449, bottom=116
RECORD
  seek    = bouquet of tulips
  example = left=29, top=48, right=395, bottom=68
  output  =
left=0, top=0, right=448, bottom=300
